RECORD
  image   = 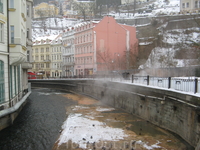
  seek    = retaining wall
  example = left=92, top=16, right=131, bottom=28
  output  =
left=30, top=79, right=200, bottom=149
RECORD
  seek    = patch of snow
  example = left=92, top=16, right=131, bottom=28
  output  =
left=136, top=140, right=162, bottom=150
left=72, top=106, right=89, bottom=111
left=58, top=113, right=128, bottom=148
left=96, top=107, right=115, bottom=112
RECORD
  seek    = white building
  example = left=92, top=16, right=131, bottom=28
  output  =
left=51, top=34, right=63, bottom=77
left=180, top=0, right=200, bottom=13
left=0, top=0, right=9, bottom=108
left=62, top=27, right=75, bottom=77
left=0, top=0, right=32, bottom=131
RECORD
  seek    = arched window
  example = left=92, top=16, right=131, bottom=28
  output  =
left=0, top=60, right=5, bottom=103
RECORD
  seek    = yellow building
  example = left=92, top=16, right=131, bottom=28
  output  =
left=33, top=2, right=59, bottom=18
left=31, top=34, right=62, bottom=78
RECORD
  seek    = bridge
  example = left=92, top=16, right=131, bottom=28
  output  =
left=29, top=76, right=200, bottom=150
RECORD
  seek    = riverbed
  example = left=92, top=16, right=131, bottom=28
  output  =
left=0, top=88, right=194, bottom=150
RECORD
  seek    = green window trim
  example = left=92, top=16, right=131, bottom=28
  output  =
left=18, top=66, right=20, bottom=92
left=0, top=60, right=4, bottom=103
left=9, top=66, right=13, bottom=98
left=14, top=66, right=16, bottom=95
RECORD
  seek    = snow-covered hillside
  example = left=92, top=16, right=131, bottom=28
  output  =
left=32, top=18, right=82, bottom=40
left=32, top=0, right=200, bottom=69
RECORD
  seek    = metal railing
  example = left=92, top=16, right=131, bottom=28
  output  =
left=34, top=74, right=200, bottom=95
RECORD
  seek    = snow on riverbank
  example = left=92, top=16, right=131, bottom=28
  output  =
left=58, top=113, right=128, bottom=149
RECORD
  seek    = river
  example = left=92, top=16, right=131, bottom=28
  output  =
left=0, top=88, right=76, bottom=150
left=0, top=88, right=194, bottom=150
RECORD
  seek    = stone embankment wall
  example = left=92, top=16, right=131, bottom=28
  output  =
left=30, top=79, right=200, bottom=149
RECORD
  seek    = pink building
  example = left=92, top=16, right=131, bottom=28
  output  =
left=74, top=16, right=138, bottom=76
left=74, top=21, right=98, bottom=76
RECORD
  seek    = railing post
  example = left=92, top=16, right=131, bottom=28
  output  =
left=195, top=78, right=198, bottom=94
left=132, top=74, right=134, bottom=83
left=168, top=77, right=171, bottom=89
left=147, top=75, right=149, bottom=85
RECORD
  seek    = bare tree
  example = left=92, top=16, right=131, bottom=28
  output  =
left=124, top=42, right=139, bottom=70
left=72, top=1, right=95, bottom=21
left=96, top=49, right=113, bottom=72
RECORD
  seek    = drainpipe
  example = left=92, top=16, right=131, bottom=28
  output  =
left=7, top=0, right=11, bottom=107
left=93, top=31, right=97, bottom=73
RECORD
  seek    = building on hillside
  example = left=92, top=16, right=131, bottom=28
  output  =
left=70, top=16, right=138, bottom=76
left=62, top=27, right=75, bottom=77
left=180, top=0, right=200, bottom=13
left=31, top=34, right=62, bottom=78
left=0, top=0, right=32, bottom=131
left=33, top=2, right=59, bottom=18
left=51, top=34, right=63, bottom=77
left=93, top=16, right=138, bottom=73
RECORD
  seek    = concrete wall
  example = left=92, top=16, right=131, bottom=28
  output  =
left=30, top=79, right=200, bottom=149
left=0, top=84, right=31, bottom=131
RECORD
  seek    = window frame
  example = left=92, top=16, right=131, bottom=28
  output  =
left=0, top=60, right=5, bottom=103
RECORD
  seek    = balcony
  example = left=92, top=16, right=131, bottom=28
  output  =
left=22, top=62, right=32, bottom=69
left=9, top=43, right=27, bottom=65
left=63, top=62, right=75, bottom=66
left=43, top=59, right=51, bottom=62
left=63, top=53, right=74, bottom=56
left=63, top=43, right=72, bottom=47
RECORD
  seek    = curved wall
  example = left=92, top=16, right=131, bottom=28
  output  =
left=30, top=79, right=200, bottom=149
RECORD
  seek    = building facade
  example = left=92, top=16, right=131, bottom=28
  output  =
left=51, top=34, right=63, bottom=77
left=180, top=0, right=200, bottom=13
left=31, top=34, right=62, bottom=78
left=33, top=2, right=59, bottom=18
left=62, top=27, right=75, bottom=77
left=0, top=0, right=32, bottom=131
left=74, top=22, right=97, bottom=76
left=93, top=16, right=138, bottom=73
left=62, top=16, right=138, bottom=76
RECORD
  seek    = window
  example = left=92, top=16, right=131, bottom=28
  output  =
left=187, top=2, right=189, bottom=8
left=27, top=4, right=29, bottom=16
left=46, top=47, right=49, bottom=52
left=35, top=48, right=38, bottom=53
left=41, top=55, right=44, bottom=60
left=41, top=64, right=44, bottom=68
left=0, top=60, right=4, bottom=103
left=10, top=0, right=14, bottom=8
left=46, top=55, right=49, bottom=60
left=10, top=26, right=14, bottom=44
left=0, top=23, right=3, bottom=42
left=14, top=66, right=17, bottom=95
left=41, top=48, right=44, bottom=53
left=27, top=28, right=29, bottom=39
left=46, top=63, right=50, bottom=68
left=27, top=50, right=30, bottom=61
left=0, top=0, right=3, bottom=13
left=35, top=55, right=38, bottom=60
left=36, top=63, right=40, bottom=69
left=17, top=66, right=20, bottom=92
left=9, top=66, right=13, bottom=98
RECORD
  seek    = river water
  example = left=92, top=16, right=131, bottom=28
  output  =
left=0, top=88, right=76, bottom=150
left=0, top=88, right=194, bottom=150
